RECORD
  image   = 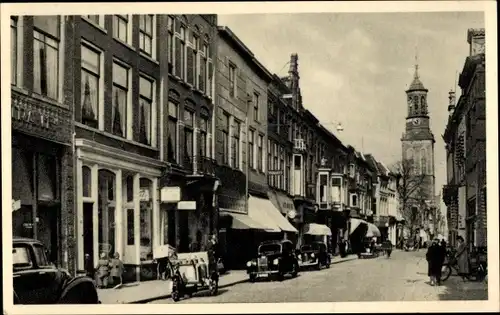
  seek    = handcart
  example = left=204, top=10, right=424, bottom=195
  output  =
left=169, top=251, right=219, bottom=302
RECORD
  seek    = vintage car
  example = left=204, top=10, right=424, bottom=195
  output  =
left=246, top=240, right=299, bottom=282
left=297, top=242, right=331, bottom=270
left=13, top=237, right=100, bottom=304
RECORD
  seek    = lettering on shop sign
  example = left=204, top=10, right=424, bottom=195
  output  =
left=12, top=106, right=58, bottom=129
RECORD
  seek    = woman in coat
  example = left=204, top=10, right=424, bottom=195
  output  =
left=455, top=236, right=470, bottom=279
left=426, top=239, right=441, bottom=285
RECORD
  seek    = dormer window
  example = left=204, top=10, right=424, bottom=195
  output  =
left=348, top=164, right=355, bottom=178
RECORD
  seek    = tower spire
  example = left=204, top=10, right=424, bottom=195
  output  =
left=414, top=46, right=419, bottom=79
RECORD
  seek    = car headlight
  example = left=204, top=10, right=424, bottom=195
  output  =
left=311, top=253, right=315, bottom=258
left=298, top=255, right=302, bottom=261
left=246, top=261, right=252, bottom=267
left=273, top=259, right=279, bottom=265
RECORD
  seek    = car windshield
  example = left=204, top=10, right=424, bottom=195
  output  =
left=33, top=244, right=50, bottom=267
left=301, top=245, right=312, bottom=251
left=13, top=246, right=32, bottom=269
left=258, top=244, right=280, bottom=255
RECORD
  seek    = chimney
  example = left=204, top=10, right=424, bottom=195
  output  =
left=467, top=28, right=485, bottom=56
left=447, top=90, right=456, bottom=116
left=288, top=53, right=298, bottom=75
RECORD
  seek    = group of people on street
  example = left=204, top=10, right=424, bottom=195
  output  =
left=426, top=236, right=469, bottom=286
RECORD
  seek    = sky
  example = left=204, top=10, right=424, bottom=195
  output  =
left=218, top=11, right=485, bottom=195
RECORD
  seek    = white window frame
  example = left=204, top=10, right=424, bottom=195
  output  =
left=11, top=16, right=24, bottom=87
left=81, top=39, right=105, bottom=130
left=138, top=14, right=156, bottom=60
left=32, top=16, right=65, bottom=104
left=113, top=14, right=132, bottom=47
left=188, top=31, right=199, bottom=88
left=138, top=73, right=157, bottom=147
left=112, top=58, right=133, bottom=140
left=166, top=16, right=175, bottom=74
left=258, top=134, right=264, bottom=172
left=81, top=15, right=106, bottom=31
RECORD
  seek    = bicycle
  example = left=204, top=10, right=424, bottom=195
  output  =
left=441, top=250, right=487, bottom=282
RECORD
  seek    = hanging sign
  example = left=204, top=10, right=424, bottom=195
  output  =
left=12, top=200, right=21, bottom=212
left=161, top=187, right=180, bottom=203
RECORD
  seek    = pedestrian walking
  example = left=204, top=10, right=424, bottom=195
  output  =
left=383, top=239, right=393, bottom=258
left=455, top=236, right=470, bottom=280
left=205, top=234, right=218, bottom=273
left=426, top=239, right=442, bottom=286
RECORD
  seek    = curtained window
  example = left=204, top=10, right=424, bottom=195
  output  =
left=81, top=44, right=101, bottom=129
left=167, top=102, right=178, bottom=163
left=33, top=16, right=60, bottom=100
left=138, top=76, right=154, bottom=145
left=166, top=16, right=174, bottom=74
left=231, top=120, right=240, bottom=169
left=199, top=115, right=208, bottom=158
left=98, top=170, right=116, bottom=257
left=112, top=61, right=130, bottom=137
left=184, top=109, right=194, bottom=170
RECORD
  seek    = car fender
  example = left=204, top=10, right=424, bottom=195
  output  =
left=58, top=276, right=99, bottom=303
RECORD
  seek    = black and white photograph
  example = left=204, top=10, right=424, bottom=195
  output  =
left=2, top=1, right=498, bottom=314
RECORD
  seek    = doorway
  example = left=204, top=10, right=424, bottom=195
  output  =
left=37, top=203, right=60, bottom=264
left=83, top=202, right=94, bottom=273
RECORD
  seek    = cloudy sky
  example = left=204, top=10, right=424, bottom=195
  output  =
left=219, top=12, right=484, bottom=194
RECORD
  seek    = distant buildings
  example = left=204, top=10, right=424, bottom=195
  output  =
left=443, top=28, right=486, bottom=249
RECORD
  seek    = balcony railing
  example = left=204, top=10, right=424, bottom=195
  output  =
left=294, top=138, right=307, bottom=151
left=196, top=156, right=216, bottom=176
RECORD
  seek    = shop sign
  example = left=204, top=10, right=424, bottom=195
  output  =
left=12, top=105, right=59, bottom=130
left=178, top=201, right=196, bottom=210
left=12, top=199, right=21, bottom=212
left=268, top=170, right=283, bottom=176
left=23, top=223, right=33, bottom=229
left=161, top=187, right=181, bottom=203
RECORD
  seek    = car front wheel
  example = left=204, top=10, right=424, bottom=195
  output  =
left=249, top=274, right=256, bottom=282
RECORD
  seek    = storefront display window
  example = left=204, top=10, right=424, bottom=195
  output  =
left=139, top=178, right=153, bottom=261
left=98, top=170, right=115, bottom=257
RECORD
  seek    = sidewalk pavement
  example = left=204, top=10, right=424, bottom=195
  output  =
left=98, top=254, right=358, bottom=304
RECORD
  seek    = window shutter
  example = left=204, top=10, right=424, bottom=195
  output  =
left=174, top=37, right=182, bottom=77
left=186, top=46, right=194, bottom=85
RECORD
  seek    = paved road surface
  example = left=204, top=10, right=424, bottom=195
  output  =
left=149, top=250, right=488, bottom=303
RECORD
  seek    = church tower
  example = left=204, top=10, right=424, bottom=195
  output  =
left=401, top=56, right=436, bottom=204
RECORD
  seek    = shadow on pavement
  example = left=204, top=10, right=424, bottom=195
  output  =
left=190, top=288, right=229, bottom=299
left=437, top=277, right=488, bottom=301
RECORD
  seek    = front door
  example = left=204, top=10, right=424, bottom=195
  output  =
left=37, top=204, right=60, bottom=265
left=83, top=202, right=94, bottom=273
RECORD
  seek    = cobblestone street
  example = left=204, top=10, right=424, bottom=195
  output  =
left=149, top=250, right=488, bottom=303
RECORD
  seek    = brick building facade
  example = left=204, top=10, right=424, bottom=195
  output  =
left=11, top=16, right=75, bottom=273
left=443, top=28, right=486, bottom=249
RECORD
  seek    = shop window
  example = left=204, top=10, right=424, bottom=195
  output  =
left=37, top=154, right=57, bottom=201
left=139, top=178, right=153, bottom=261
left=82, top=166, right=91, bottom=198
left=12, top=148, right=34, bottom=205
left=98, top=170, right=115, bottom=257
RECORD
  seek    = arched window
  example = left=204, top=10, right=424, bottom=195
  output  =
left=420, top=96, right=426, bottom=113
left=98, top=169, right=116, bottom=257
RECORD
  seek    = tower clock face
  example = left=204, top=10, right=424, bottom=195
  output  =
left=412, top=118, right=421, bottom=126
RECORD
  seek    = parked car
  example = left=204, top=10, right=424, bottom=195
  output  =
left=297, top=242, right=331, bottom=270
left=246, top=240, right=299, bottom=282
left=13, top=237, right=100, bottom=304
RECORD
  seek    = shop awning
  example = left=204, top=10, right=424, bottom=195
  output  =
left=350, top=218, right=368, bottom=234
left=303, top=223, right=332, bottom=236
left=220, top=211, right=267, bottom=230
left=248, top=195, right=298, bottom=233
left=365, top=223, right=381, bottom=237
